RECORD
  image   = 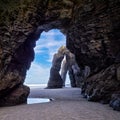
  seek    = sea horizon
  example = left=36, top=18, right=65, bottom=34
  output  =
left=24, top=83, right=71, bottom=89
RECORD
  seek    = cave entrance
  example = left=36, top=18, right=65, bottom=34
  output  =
left=25, top=29, right=70, bottom=88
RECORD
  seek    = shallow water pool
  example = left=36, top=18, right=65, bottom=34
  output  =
left=27, top=98, right=50, bottom=104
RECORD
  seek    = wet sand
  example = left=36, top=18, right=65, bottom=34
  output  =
left=0, top=88, right=119, bottom=120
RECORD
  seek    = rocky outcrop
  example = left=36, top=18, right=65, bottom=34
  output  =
left=48, top=46, right=82, bottom=88
left=81, top=64, right=120, bottom=103
left=61, top=57, right=68, bottom=87
left=0, top=0, right=120, bottom=110
left=65, top=50, right=77, bottom=87
left=61, top=49, right=82, bottom=87
left=0, top=85, right=29, bottom=106
left=66, top=0, right=120, bottom=110
left=47, top=46, right=65, bottom=88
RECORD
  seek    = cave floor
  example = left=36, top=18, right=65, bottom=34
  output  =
left=0, top=88, right=119, bottom=120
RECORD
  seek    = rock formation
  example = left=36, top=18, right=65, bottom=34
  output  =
left=0, top=85, right=29, bottom=106
left=47, top=46, right=65, bottom=88
left=61, top=56, right=68, bottom=87
left=65, top=50, right=77, bottom=87
left=71, top=63, right=81, bottom=87
left=0, top=0, right=120, bottom=110
left=61, top=49, right=82, bottom=87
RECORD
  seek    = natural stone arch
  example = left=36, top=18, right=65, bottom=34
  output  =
left=0, top=0, right=120, bottom=110
left=0, top=0, right=75, bottom=106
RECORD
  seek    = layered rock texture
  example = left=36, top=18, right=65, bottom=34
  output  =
left=0, top=0, right=120, bottom=110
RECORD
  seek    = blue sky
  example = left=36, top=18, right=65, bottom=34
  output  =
left=25, top=29, right=67, bottom=84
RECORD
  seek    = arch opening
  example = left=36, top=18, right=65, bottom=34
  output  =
left=25, top=29, right=70, bottom=88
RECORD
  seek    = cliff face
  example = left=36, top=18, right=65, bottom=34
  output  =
left=66, top=0, right=120, bottom=111
left=0, top=0, right=120, bottom=110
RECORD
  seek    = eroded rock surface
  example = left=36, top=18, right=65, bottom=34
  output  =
left=61, top=49, right=82, bottom=87
left=47, top=46, right=65, bottom=88
left=0, top=85, right=29, bottom=106
left=66, top=0, right=120, bottom=110
left=0, top=0, right=120, bottom=110
left=82, top=64, right=120, bottom=103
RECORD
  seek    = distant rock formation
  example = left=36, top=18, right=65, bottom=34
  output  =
left=48, top=46, right=83, bottom=88
left=65, top=50, right=77, bottom=87
left=60, top=56, right=68, bottom=87
left=61, top=48, right=83, bottom=87
left=47, top=46, right=65, bottom=88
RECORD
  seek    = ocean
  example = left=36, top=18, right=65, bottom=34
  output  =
left=24, top=83, right=71, bottom=89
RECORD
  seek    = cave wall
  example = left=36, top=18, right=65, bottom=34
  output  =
left=66, top=0, right=120, bottom=110
left=0, top=0, right=74, bottom=106
left=0, top=0, right=47, bottom=106
left=67, top=0, right=120, bottom=71
left=0, top=0, right=120, bottom=110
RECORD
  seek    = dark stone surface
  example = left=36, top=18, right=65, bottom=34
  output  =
left=47, top=67, right=63, bottom=89
left=110, top=92, right=120, bottom=111
left=0, top=0, right=120, bottom=110
left=0, top=85, right=30, bottom=106
left=81, top=64, right=120, bottom=105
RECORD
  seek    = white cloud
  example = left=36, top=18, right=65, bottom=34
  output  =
left=25, top=29, right=66, bottom=84
left=41, top=30, right=64, bottom=36
left=34, top=46, right=44, bottom=54
left=25, top=62, right=50, bottom=84
left=35, top=29, right=66, bottom=62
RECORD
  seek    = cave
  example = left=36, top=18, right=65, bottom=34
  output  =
left=25, top=29, right=67, bottom=86
left=0, top=0, right=120, bottom=110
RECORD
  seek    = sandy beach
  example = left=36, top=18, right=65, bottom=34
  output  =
left=0, top=87, right=119, bottom=120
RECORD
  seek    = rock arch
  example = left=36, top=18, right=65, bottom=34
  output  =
left=0, top=0, right=120, bottom=110
left=0, top=0, right=74, bottom=106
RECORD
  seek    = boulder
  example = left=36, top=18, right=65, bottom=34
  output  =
left=0, top=85, right=30, bottom=106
